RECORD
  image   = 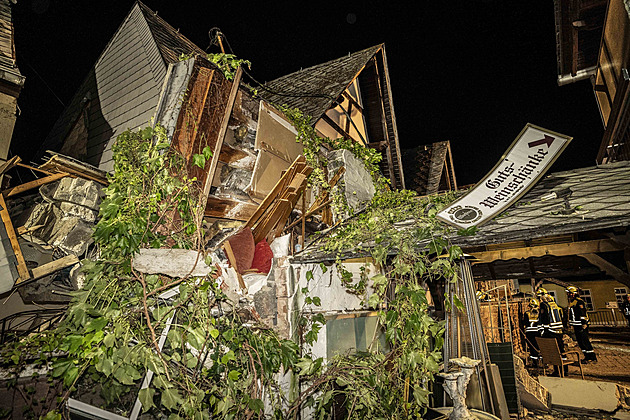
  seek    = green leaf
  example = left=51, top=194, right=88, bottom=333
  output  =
left=192, top=154, right=206, bottom=169
left=103, top=334, right=115, bottom=348
left=453, top=294, right=465, bottom=311
left=306, top=270, right=313, bottom=281
left=248, top=398, right=264, bottom=413
left=227, top=370, right=240, bottom=381
left=161, top=388, right=183, bottom=411
left=202, top=146, right=213, bottom=160
left=319, top=262, right=328, bottom=273
left=220, top=350, right=235, bottom=365
left=457, top=225, right=478, bottom=236
left=85, top=317, right=108, bottom=332
left=209, top=326, right=220, bottom=340
left=367, top=293, right=381, bottom=309
left=138, top=388, right=156, bottom=413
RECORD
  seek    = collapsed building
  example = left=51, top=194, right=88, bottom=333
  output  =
left=0, top=1, right=405, bottom=353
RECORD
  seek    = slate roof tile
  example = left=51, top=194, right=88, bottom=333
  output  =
left=259, top=44, right=383, bottom=121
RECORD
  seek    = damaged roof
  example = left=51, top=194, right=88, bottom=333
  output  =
left=260, top=44, right=383, bottom=121
left=455, top=161, right=630, bottom=247
left=37, top=1, right=204, bottom=171
left=296, top=161, right=630, bottom=262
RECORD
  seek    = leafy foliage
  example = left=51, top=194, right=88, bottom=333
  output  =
left=1, top=126, right=303, bottom=419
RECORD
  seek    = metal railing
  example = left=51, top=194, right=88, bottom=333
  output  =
left=588, top=309, right=627, bottom=327
left=0, top=308, right=66, bottom=344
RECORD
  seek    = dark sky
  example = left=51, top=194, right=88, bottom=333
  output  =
left=11, top=0, right=604, bottom=186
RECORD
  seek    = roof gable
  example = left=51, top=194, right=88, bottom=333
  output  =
left=260, top=44, right=383, bottom=121
left=38, top=1, right=205, bottom=170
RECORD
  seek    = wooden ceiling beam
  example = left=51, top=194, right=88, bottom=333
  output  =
left=578, top=253, right=630, bottom=286
left=469, top=238, right=625, bottom=263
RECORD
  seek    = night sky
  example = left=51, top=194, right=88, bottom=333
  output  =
left=11, top=0, right=604, bottom=186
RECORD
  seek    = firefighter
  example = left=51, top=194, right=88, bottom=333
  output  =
left=536, top=288, right=564, bottom=352
left=523, top=297, right=541, bottom=367
left=566, top=286, right=597, bottom=363
left=621, top=295, right=630, bottom=327
left=476, top=290, right=490, bottom=301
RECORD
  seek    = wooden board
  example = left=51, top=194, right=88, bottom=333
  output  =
left=204, top=196, right=258, bottom=221
left=31, top=255, right=79, bottom=280
left=3, top=172, right=69, bottom=197
left=0, top=193, right=30, bottom=282
left=203, top=66, right=243, bottom=198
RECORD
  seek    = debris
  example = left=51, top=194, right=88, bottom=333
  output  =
left=537, top=376, right=619, bottom=412
left=246, top=155, right=312, bottom=243
left=132, top=248, right=214, bottom=278
left=251, top=239, right=273, bottom=274
left=327, top=149, right=375, bottom=221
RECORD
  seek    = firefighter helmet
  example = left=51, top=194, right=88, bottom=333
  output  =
left=536, top=287, right=548, bottom=297
left=476, top=290, right=488, bottom=300
left=528, top=297, right=540, bottom=308
left=566, top=286, right=579, bottom=294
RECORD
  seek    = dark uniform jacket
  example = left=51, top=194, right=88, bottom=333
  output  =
left=568, top=296, right=589, bottom=329
left=539, top=297, right=563, bottom=335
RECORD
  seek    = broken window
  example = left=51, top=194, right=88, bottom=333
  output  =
left=325, top=312, right=387, bottom=358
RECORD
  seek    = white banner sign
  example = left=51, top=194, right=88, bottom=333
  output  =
left=437, top=124, right=572, bottom=229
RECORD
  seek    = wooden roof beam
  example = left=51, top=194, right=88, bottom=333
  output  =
left=469, top=238, right=625, bottom=263
left=579, top=253, right=630, bottom=287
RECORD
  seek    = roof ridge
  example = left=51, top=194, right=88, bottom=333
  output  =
left=260, top=44, right=384, bottom=121
left=135, top=1, right=206, bottom=63
left=272, top=43, right=383, bottom=83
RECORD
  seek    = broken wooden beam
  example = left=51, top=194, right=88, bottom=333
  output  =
left=31, top=255, right=79, bottom=281
left=0, top=156, right=21, bottom=177
left=245, top=155, right=306, bottom=229
left=0, top=193, right=30, bottom=282
left=469, top=239, right=626, bottom=263
left=223, top=240, right=247, bottom=290
left=204, top=196, right=258, bottom=221
left=2, top=172, right=69, bottom=197
left=202, top=66, right=243, bottom=198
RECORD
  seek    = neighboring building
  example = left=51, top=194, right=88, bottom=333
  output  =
left=37, top=1, right=204, bottom=172
left=0, top=0, right=25, bottom=166
left=402, top=140, right=458, bottom=196
left=554, top=0, right=630, bottom=164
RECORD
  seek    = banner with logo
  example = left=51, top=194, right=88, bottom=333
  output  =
left=437, top=124, right=572, bottom=229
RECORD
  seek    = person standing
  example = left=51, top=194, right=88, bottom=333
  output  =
left=523, top=297, right=541, bottom=367
left=537, top=288, right=564, bottom=352
left=566, top=286, right=597, bottom=363
left=621, top=295, right=630, bottom=327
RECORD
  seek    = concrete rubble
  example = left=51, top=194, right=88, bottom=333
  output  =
left=538, top=376, right=619, bottom=412
left=327, top=148, right=375, bottom=220
left=22, top=177, right=103, bottom=256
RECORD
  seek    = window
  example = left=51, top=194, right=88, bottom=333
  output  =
left=326, top=313, right=387, bottom=358
left=579, top=289, right=594, bottom=311
left=615, top=288, right=628, bottom=305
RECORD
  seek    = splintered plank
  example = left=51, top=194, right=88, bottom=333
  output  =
left=203, top=66, right=243, bottom=198
left=245, top=155, right=306, bottom=229
left=0, top=193, right=30, bottom=282
left=31, top=255, right=79, bottom=280
left=0, top=156, right=21, bottom=176
left=253, top=199, right=290, bottom=243
left=204, top=196, right=258, bottom=221
left=223, top=240, right=246, bottom=290
left=267, top=199, right=295, bottom=243
left=3, top=172, right=70, bottom=197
